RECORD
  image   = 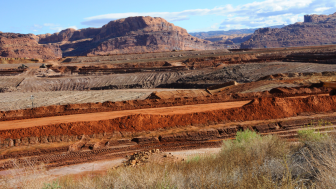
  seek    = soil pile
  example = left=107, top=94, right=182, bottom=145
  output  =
left=270, top=86, right=329, bottom=95
left=147, top=90, right=210, bottom=99
left=1, top=96, right=336, bottom=139
left=1, top=84, right=330, bottom=121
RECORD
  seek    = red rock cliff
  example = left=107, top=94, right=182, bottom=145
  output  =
left=38, top=28, right=101, bottom=44
left=0, top=33, right=62, bottom=59
left=37, top=16, right=227, bottom=56
left=241, top=12, right=336, bottom=49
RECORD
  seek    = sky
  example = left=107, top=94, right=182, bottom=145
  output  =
left=1, top=0, right=335, bottom=35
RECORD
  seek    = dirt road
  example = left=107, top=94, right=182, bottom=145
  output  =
left=0, top=101, right=250, bottom=130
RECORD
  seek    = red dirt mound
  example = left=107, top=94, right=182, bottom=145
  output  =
left=0, top=96, right=335, bottom=139
left=146, top=90, right=210, bottom=99
left=270, top=86, right=330, bottom=95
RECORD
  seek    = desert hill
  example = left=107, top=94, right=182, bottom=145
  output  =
left=189, top=29, right=256, bottom=39
left=241, top=12, right=336, bottom=49
left=0, top=16, right=227, bottom=59
left=37, top=16, right=227, bottom=56
left=0, top=33, right=62, bottom=59
left=203, top=34, right=253, bottom=44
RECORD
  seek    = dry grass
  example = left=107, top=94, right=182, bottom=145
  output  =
left=0, top=159, right=54, bottom=189
left=4, top=130, right=336, bottom=188
left=45, top=131, right=298, bottom=188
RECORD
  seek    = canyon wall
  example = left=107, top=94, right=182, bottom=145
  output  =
left=241, top=13, right=336, bottom=49
left=0, top=33, right=62, bottom=59
left=38, top=16, right=227, bottom=56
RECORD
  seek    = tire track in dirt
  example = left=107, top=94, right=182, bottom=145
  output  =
left=0, top=95, right=335, bottom=139
left=0, top=101, right=250, bottom=130
left=1, top=123, right=336, bottom=171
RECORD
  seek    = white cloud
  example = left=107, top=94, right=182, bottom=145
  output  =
left=218, top=13, right=303, bottom=30
left=218, top=0, right=334, bottom=29
left=81, top=0, right=336, bottom=31
left=82, top=12, right=190, bottom=26
left=314, top=7, right=332, bottom=12
left=210, top=23, right=219, bottom=29
left=43, top=23, right=64, bottom=32
left=29, top=22, right=79, bottom=34
left=68, top=26, right=78, bottom=30
left=33, top=24, right=43, bottom=29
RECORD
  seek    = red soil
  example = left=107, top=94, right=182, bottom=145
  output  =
left=1, top=86, right=328, bottom=122
left=0, top=101, right=249, bottom=130
left=0, top=95, right=335, bottom=139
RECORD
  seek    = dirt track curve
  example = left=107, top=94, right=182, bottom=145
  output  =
left=0, top=101, right=250, bottom=130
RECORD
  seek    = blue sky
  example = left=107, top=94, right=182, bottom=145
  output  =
left=1, top=0, right=335, bottom=35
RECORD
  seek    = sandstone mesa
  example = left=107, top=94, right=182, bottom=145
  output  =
left=0, top=16, right=228, bottom=59
left=241, top=13, right=336, bottom=49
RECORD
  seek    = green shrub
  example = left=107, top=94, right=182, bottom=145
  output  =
left=297, top=129, right=324, bottom=142
left=42, top=181, right=61, bottom=189
left=235, top=129, right=261, bottom=143
left=186, top=155, right=201, bottom=163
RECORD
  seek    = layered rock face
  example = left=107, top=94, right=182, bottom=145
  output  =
left=38, top=16, right=227, bottom=56
left=38, top=28, right=100, bottom=44
left=241, top=13, right=336, bottom=49
left=0, top=33, right=62, bottom=59
left=204, top=34, right=252, bottom=43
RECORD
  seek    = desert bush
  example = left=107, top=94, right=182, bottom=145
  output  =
left=8, top=130, right=336, bottom=188
left=234, top=129, right=261, bottom=143
left=297, top=122, right=326, bottom=143
left=49, top=130, right=303, bottom=189
left=290, top=133, right=336, bottom=188
left=297, top=119, right=332, bottom=143
left=297, top=129, right=324, bottom=142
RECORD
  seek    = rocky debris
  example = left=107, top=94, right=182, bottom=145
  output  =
left=304, top=13, right=336, bottom=23
left=92, top=140, right=109, bottom=150
left=159, top=129, right=220, bottom=142
left=0, top=33, right=62, bottom=59
left=241, top=12, right=336, bottom=49
left=68, top=135, right=90, bottom=152
left=37, top=16, right=227, bottom=56
left=124, top=149, right=159, bottom=166
left=68, top=141, right=85, bottom=152
left=121, top=149, right=182, bottom=167
left=131, top=137, right=159, bottom=144
left=18, top=64, right=28, bottom=69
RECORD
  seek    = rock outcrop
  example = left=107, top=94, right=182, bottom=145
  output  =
left=241, top=13, right=336, bottom=49
left=204, top=34, right=252, bottom=47
left=37, top=16, right=227, bottom=56
left=38, top=28, right=100, bottom=44
left=0, top=33, right=62, bottom=59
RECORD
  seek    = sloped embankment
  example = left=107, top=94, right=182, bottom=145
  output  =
left=0, top=96, right=335, bottom=139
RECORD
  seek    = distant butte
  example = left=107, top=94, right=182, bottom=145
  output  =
left=241, top=12, right=336, bottom=49
left=37, top=16, right=227, bottom=57
left=0, top=16, right=228, bottom=59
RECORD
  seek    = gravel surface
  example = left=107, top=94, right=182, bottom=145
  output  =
left=0, top=90, right=150, bottom=111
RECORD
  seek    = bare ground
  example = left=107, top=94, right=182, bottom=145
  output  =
left=0, top=89, right=182, bottom=111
